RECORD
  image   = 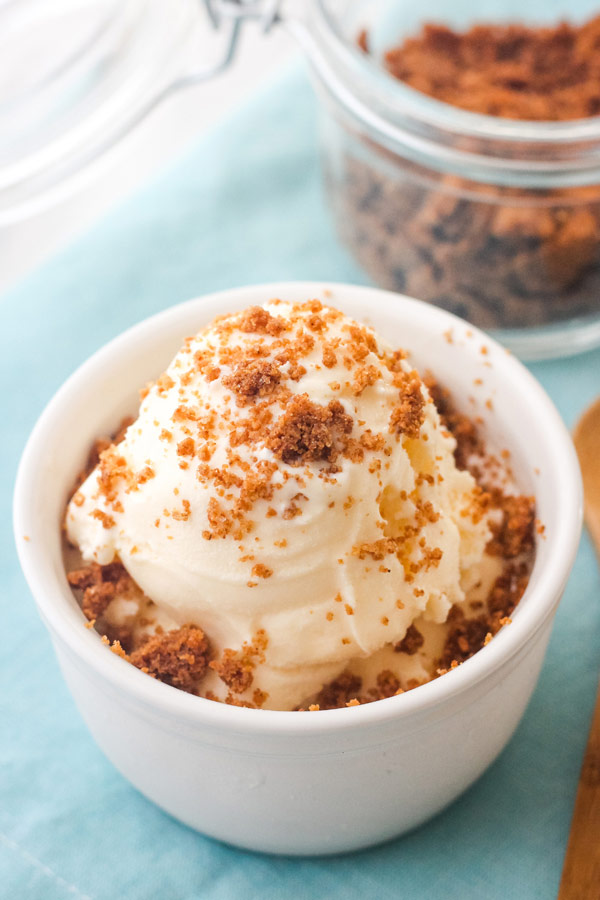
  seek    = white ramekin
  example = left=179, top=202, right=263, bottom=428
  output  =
left=14, top=282, right=582, bottom=855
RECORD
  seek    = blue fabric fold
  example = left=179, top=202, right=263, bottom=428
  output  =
left=2, top=61, right=599, bottom=900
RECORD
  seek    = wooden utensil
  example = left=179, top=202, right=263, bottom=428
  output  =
left=557, top=399, right=600, bottom=899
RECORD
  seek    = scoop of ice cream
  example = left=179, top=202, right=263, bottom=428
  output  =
left=66, top=299, right=491, bottom=710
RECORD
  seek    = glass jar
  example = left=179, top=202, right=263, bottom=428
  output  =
left=7, top=0, right=600, bottom=358
left=292, top=0, right=600, bottom=358
left=0, top=0, right=243, bottom=223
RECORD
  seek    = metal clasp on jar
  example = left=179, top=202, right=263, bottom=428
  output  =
left=195, top=0, right=284, bottom=81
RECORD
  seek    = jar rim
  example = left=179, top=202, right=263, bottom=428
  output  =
left=313, top=0, right=600, bottom=143
left=308, top=0, right=600, bottom=185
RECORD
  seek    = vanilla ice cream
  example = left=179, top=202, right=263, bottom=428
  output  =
left=66, top=299, right=493, bottom=710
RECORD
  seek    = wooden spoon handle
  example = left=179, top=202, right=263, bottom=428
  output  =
left=557, top=680, right=600, bottom=899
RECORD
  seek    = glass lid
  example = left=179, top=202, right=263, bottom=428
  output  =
left=0, top=0, right=240, bottom=224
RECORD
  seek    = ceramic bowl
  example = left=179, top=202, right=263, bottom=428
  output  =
left=14, top=282, right=582, bottom=855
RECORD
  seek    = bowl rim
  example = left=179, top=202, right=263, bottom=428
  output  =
left=13, top=281, right=583, bottom=736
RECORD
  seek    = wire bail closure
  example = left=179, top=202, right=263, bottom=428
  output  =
left=199, top=0, right=283, bottom=78
left=203, top=0, right=282, bottom=31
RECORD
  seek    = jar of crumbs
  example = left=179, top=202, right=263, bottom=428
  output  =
left=8, top=0, right=600, bottom=358
left=292, top=0, right=600, bottom=358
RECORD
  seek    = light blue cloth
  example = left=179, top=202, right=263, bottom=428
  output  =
left=2, top=62, right=599, bottom=900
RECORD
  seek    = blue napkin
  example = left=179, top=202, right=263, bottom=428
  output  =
left=2, top=62, right=599, bottom=900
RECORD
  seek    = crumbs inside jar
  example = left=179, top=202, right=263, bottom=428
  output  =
left=64, top=365, right=536, bottom=710
left=326, top=15, right=600, bottom=332
left=380, top=16, right=600, bottom=121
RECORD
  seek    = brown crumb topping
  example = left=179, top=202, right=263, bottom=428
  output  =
left=71, top=416, right=134, bottom=495
left=177, top=437, right=195, bottom=457
left=427, top=375, right=535, bottom=554
left=353, top=364, right=380, bottom=396
left=266, top=395, right=353, bottom=466
left=394, top=623, right=425, bottom=655
left=438, top=562, right=529, bottom=671
left=237, top=306, right=287, bottom=336
left=389, top=371, right=425, bottom=439
left=424, top=374, right=482, bottom=469
left=67, top=561, right=133, bottom=626
left=210, top=648, right=254, bottom=694
left=487, top=563, right=530, bottom=617
left=65, top=304, right=536, bottom=713
left=309, top=667, right=410, bottom=709
left=209, top=630, right=268, bottom=695
left=359, top=430, right=385, bottom=452
left=371, top=670, right=401, bottom=700
left=251, top=563, right=273, bottom=579
left=311, top=672, right=363, bottom=711
left=129, top=625, right=210, bottom=693
left=487, top=492, right=535, bottom=558
left=438, top=607, right=491, bottom=669
left=322, top=344, right=337, bottom=368
left=383, top=15, right=600, bottom=122
left=223, top=359, right=281, bottom=405
left=91, top=509, right=115, bottom=529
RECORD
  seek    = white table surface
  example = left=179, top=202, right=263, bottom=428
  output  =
left=0, top=21, right=296, bottom=295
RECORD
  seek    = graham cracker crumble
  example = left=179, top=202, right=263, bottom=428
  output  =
left=72, top=416, right=134, bottom=493
left=300, top=380, right=535, bottom=708
left=394, top=623, right=424, bottom=655
left=266, top=395, right=353, bottom=466
left=302, top=668, right=405, bottom=710
left=67, top=561, right=131, bottom=625
left=424, top=375, right=481, bottom=470
left=222, top=359, right=282, bottom=405
left=311, top=673, right=362, bottom=710
left=389, top=370, right=425, bottom=438
left=128, top=625, right=210, bottom=693
left=71, top=302, right=436, bottom=551
left=64, top=303, right=536, bottom=711
left=383, top=16, right=600, bottom=122
left=210, top=649, right=254, bottom=694
left=209, top=631, right=268, bottom=698
left=350, top=19, right=600, bottom=333
left=487, top=493, right=535, bottom=559
left=237, top=305, right=288, bottom=336
left=436, top=562, right=528, bottom=673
